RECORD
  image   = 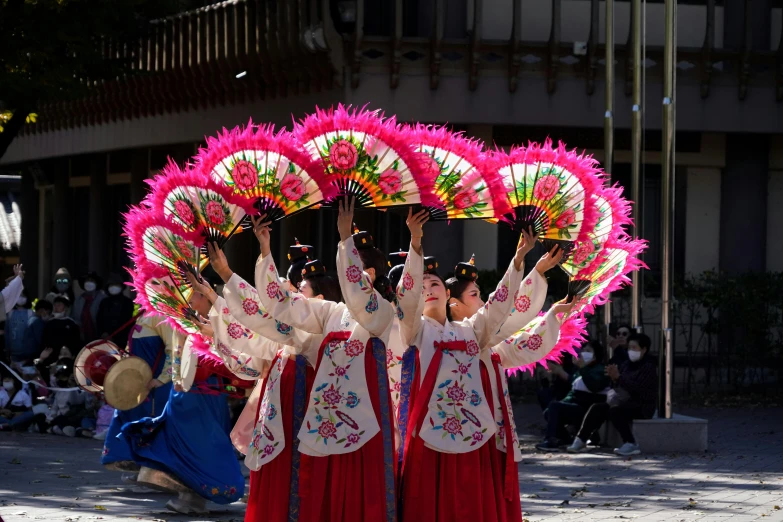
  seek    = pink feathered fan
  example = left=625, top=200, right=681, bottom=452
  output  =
left=194, top=122, right=335, bottom=222
left=406, top=124, right=511, bottom=220
left=294, top=105, right=440, bottom=209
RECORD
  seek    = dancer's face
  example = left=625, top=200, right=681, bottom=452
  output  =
left=422, top=274, right=449, bottom=316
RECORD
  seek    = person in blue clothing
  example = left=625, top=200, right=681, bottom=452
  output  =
left=22, top=300, right=53, bottom=366
left=5, top=291, right=34, bottom=365
left=101, top=314, right=174, bottom=478
left=121, top=283, right=248, bottom=515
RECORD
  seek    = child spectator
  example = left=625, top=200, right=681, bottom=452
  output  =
left=45, top=364, right=91, bottom=436
left=0, top=372, right=37, bottom=432
left=37, top=296, right=80, bottom=384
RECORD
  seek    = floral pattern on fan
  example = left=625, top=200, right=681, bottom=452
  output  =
left=131, top=266, right=200, bottom=334
left=408, top=125, right=511, bottom=220
left=194, top=123, right=333, bottom=222
left=294, top=105, right=439, bottom=209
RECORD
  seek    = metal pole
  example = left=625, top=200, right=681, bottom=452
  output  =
left=603, top=0, right=615, bottom=351
left=660, top=0, right=676, bottom=419
left=630, top=0, right=643, bottom=333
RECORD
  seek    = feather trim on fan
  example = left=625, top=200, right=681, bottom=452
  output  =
left=562, top=184, right=633, bottom=277
left=144, top=160, right=251, bottom=249
left=194, top=121, right=335, bottom=222
left=123, top=207, right=208, bottom=286
left=488, top=139, right=604, bottom=260
left=503, top=312, right=588, bottom=376
left=188, top=333, right=224, bottom=364
left=293, top=104, right=440, bottom=209
left=405, top=124, right=511, bottom=220
left=129, top=263, right=201, bottom=334
left=571, top=239, right=648, bottom=316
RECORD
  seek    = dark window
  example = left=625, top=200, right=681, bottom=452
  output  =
left=107, top=184, right=131, bottom=275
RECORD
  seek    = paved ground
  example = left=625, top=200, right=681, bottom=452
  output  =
left=1, top=404, right=782, bottom=522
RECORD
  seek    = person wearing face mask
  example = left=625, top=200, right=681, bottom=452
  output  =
left=44, top=267, right=75, bottom=304
left=535, top=341, right=610, bottom=452
left=5, top=291, right=34, bottom=366
left=71, top=271, right=106, bottom=342
left=96, top=274, right=135, bottom=349
left=0, top=372, right=37, bottom=432
left=572, top=333, right=657, bottom=456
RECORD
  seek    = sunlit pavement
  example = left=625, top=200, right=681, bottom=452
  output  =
left=1, top=404, right=782, bottom=522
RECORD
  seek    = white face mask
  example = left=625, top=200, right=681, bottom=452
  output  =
left=581, top=352, right=594, bottom=364
left=53, top=312, right=65, bottom=319
left=628, top=350, right=642, bottom=362
left=3, top=381, right=14, bottom=391
left=84, top=282, right=97, bottom=292
left=108, top=285, right=122, bottom=296
left=16, top=297, right=27, bottom=306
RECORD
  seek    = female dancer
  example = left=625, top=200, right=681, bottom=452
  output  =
left=189, top=244, right=342, bottom=522
left=395, top=209, right=573, bottom=522
left=121, top=285, right=249, bottom=515
left=250, top=197, right=398, bottom=522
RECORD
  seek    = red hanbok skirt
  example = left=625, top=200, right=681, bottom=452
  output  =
left=297, top=337, right=398, bottom=522
left=401, top=358, right=522, bottom=522
left=245, top=356, right=315, bottom=522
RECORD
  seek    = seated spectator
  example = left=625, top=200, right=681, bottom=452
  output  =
left=45, top=364, right=93, bottom=437
left=535, top=341, right=610, bottom=452
left=5, top=291, right=34, bottom=366
left=23, top=300, right=53, bottom=365
left=38, top=296, right=80, bottom=384
left=608, top=325, right=632, bottom=365
left=97, top=274, right=135, bottom=349
left=0, top=372, right=38, bottom=432
left=536, top=355, right=577, bottom=411
left=568, top=333, right=658, bottom=455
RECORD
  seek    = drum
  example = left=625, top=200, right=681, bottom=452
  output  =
left=180, top=336, right=199, bottom=392
left=74, top=341, right=123, bottom=393
left=103, top=356, right=153, bottom=411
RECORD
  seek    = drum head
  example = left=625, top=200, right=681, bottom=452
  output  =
left=180, top=337, right=198, bottom=392
left=103, top=356, right=153, bottom=411
left=74, top=341, right=122, bottom=393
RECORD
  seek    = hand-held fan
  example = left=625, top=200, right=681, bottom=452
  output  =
left=561, top=184, right=633, bottom=278
left=194, top=121, right=335, bottom=222
left=144, top=160, right=251, bottom=250
left=293, top=104, right=440, bottom=209
left=569, top=239, right=648, bottom=316
left=488, top=139, right=604, bottom=262
left=504, top=312, right=588, bottom=376
left=130, top=264, right=201, bottom=334
left=124, top=207, right=208, bottom=287
left=406, top=124, right=511, bottom=220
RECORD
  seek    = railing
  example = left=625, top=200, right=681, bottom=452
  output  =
left=23, top=0, right=337, bottom=135
left=349, top=0, right=783, bottom=100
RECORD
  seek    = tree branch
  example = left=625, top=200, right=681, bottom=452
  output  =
left=0, top=110, right=31, bottom=162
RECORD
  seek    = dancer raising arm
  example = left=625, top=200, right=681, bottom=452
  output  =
left=250, top=197, right=398, bottom=522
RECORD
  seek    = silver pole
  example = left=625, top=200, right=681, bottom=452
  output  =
left=630, top=0, right=643, bottom=333
left=660, top=0, right=676, bottom=419
left=603, top=0, right=615, bottom=350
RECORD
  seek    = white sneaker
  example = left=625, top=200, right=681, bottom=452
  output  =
left=567, top=437, right=589, bottom=453
left=93, top=429, right=108, bottom=441
left=62, top=426, right=76, bottom=437
left=614, top=442, right=641, bottom=456
left=52, top=426, right=63, bottom=436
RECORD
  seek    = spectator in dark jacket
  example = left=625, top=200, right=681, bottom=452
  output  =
left=23, top=300, right=53, bottom=364
left=608, top=324, right=632, bottom=364
left=536, top=341, right=611, bottom=452
left=96, top=274, right=135, bottom=348
left=569, top=333, right=658, bottom=455
left=37, top=296, right=80, bottom=385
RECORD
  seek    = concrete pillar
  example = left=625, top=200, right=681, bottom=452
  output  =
left=51, top=160, right=71, bottom=274
left=719, top=134, right=768, bottom=274
left=130, top=148, right=151, bottom=205
left=88, top=155, right=108, bottom=276
left=20, top=170, right=40, bottom=297
left=684, top=168, right=721, bottom=274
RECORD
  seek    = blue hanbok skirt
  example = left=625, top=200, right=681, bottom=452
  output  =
left=120, top=376, right=244, bottom=504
